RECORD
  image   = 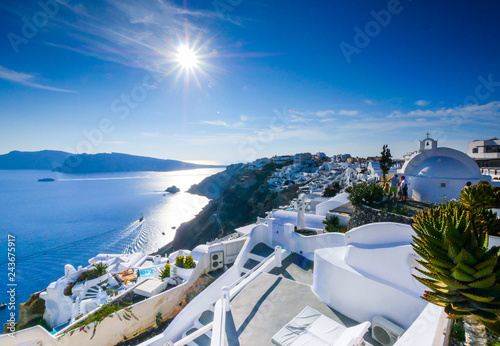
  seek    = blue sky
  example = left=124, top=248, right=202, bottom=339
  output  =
left=1, top=0, right=500, bottom=164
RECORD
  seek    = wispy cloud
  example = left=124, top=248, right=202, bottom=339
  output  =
left=363, top=99, right=376, bottom=105
left=102, top=141, right=128, bottom=145
left=0, top=0, right=245, bottom=74
left=289, top=109, right=336, bottom=117
left=203, top=120, right=228, bottom=126
left=415, top=100, right=430, bottom=106
left=320, top=118, right=337, bottom=123
left=140, top=132, right=161, bottom=137
left=338, top=110, right=358, bottom=116
left=388, top=101, right=500, bottom=121
left=0, top=66, right=76, bottom=93
left=202, top=119, right=248, bottom=129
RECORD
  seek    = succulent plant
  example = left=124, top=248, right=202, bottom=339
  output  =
left=184, top=255, right=195, bottom=269
left=460, top=181, right=500, bottom=210
left=159, top=263, right=170, bottom=280
left=175, top=256, right=184, bottom=268
left=412, top=202, right=500, bottom=335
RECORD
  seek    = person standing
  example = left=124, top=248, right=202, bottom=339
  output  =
left=462, top=181, right=472, bottom=192
left=400, top=175, right=409, bottom=202
left=389, top=174, right=399, bottom=201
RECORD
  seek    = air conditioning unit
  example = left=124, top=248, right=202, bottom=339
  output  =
left=371, top=316, right=405, bottom=346
left=210, top=251, right=224, bottom=271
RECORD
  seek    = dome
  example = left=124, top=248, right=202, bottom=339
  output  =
left=402, top=147, right=482, bottom=179
left=412, top=156, right=475, bottom=179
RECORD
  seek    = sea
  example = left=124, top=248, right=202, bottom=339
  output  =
left=0, top=168, right=224, bottom=327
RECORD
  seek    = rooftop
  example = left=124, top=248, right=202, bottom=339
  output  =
left=227, top=254, right=380, bottom=345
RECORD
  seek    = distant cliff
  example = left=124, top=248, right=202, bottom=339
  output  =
left=0, top=150, right=71, bottom=170
left=0, top=150, right=222, bottom=173
left=160, top=162, right=299, bottom=252
left=54, top=152, right=220, bottom=174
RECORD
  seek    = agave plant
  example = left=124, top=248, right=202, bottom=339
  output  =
left=412, top=202, right=500, bottom=335
left=460, top=181, right=500, bottom=210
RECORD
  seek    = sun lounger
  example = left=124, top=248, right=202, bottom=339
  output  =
left=271, top=306, right=370, bottom=346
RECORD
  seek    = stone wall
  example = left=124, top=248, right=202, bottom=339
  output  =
left=348, top=204, right=414, bottom=230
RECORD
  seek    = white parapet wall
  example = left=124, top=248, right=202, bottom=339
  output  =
left=148, top=224, right=271, bottom=345
left=312, top=223, right=428, bottom=330
left=0, top=253, right=210, bottom=346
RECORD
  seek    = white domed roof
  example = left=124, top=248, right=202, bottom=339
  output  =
left=412, top=156, right=475, bottom=179
left=402, top=147, right=482, bottom=179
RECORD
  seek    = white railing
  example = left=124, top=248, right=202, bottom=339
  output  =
left=172, top=322, right=214, bottom=346
left=210, top=246, right=283, bottom=346
left=228, top=249, right=277, bottom=292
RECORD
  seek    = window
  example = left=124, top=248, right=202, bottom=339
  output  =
left=485, top=146, right=500, bottom=153
left=440, top=183, right=446, bottom=188
left=472, top=148, right=478, bottom=153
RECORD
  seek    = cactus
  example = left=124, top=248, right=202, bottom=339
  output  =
left=460, top=181, right=500, bottom=210
left=412, top=202, right=500, bottom=335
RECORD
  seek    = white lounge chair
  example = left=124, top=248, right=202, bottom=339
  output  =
left=272, top=306, right=370, bottom=346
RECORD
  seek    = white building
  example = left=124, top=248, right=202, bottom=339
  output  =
left=400, top=135, right=489, bottom=203
left=271, top=155, right=294, bottom=165
left=294, top=152, right=312, bottom=165
left=468, top=138, right=500, bottom=167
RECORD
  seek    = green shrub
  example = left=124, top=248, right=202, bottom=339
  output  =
left=294, top=227, right=317, bottom=236
left=175, top=256, right=184, bottom=268
left=379, top=204, right=415, bottom=217
left=64, top=283, right=75, bottom=296
left=184, top=255, right=195, bottom=269
left=76, top=271, right=88, bottom=283
left=323, top=215, right=344, bottom=232
left=156, top=312, right=163, bottom=329
left=30, top=297, right=46, bottom=315
left=347, top=181, right=384, bottom=207
left=106, top=288, right=118, bottom=296
left=322, top=187, right=338, bottom=198
left=91, top=263, right=108, bottom=277
left=160, top=263, right=170, bottom=280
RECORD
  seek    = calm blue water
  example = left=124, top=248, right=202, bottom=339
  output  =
left=0, top=168, right=223, bottom=326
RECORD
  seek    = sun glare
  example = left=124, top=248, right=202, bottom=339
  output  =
left=176, top=45, right=198, bottom=69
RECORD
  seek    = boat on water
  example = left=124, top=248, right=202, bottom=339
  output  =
left=139, top=215, right=144, bottom=222
left=38, top=178, right=55, bottom=182
left=0, top=303, right=7, bottom=310
left=0, top=194, right=453, bottom=345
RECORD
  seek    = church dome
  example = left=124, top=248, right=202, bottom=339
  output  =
left=402, top=147, right=482, bottom=179
left=412, top=156, right=476, bottom=179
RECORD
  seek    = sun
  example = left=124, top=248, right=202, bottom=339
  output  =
left=176, top=45, right=198, bottom=69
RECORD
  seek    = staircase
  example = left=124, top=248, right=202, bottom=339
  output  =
left=240, top=243, right=274, bottom=276
left=182, top=307, right=215, bottom=346
left=82, top=286, right=100, bottom=300
left=179, top=243, right=276, bottom=345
